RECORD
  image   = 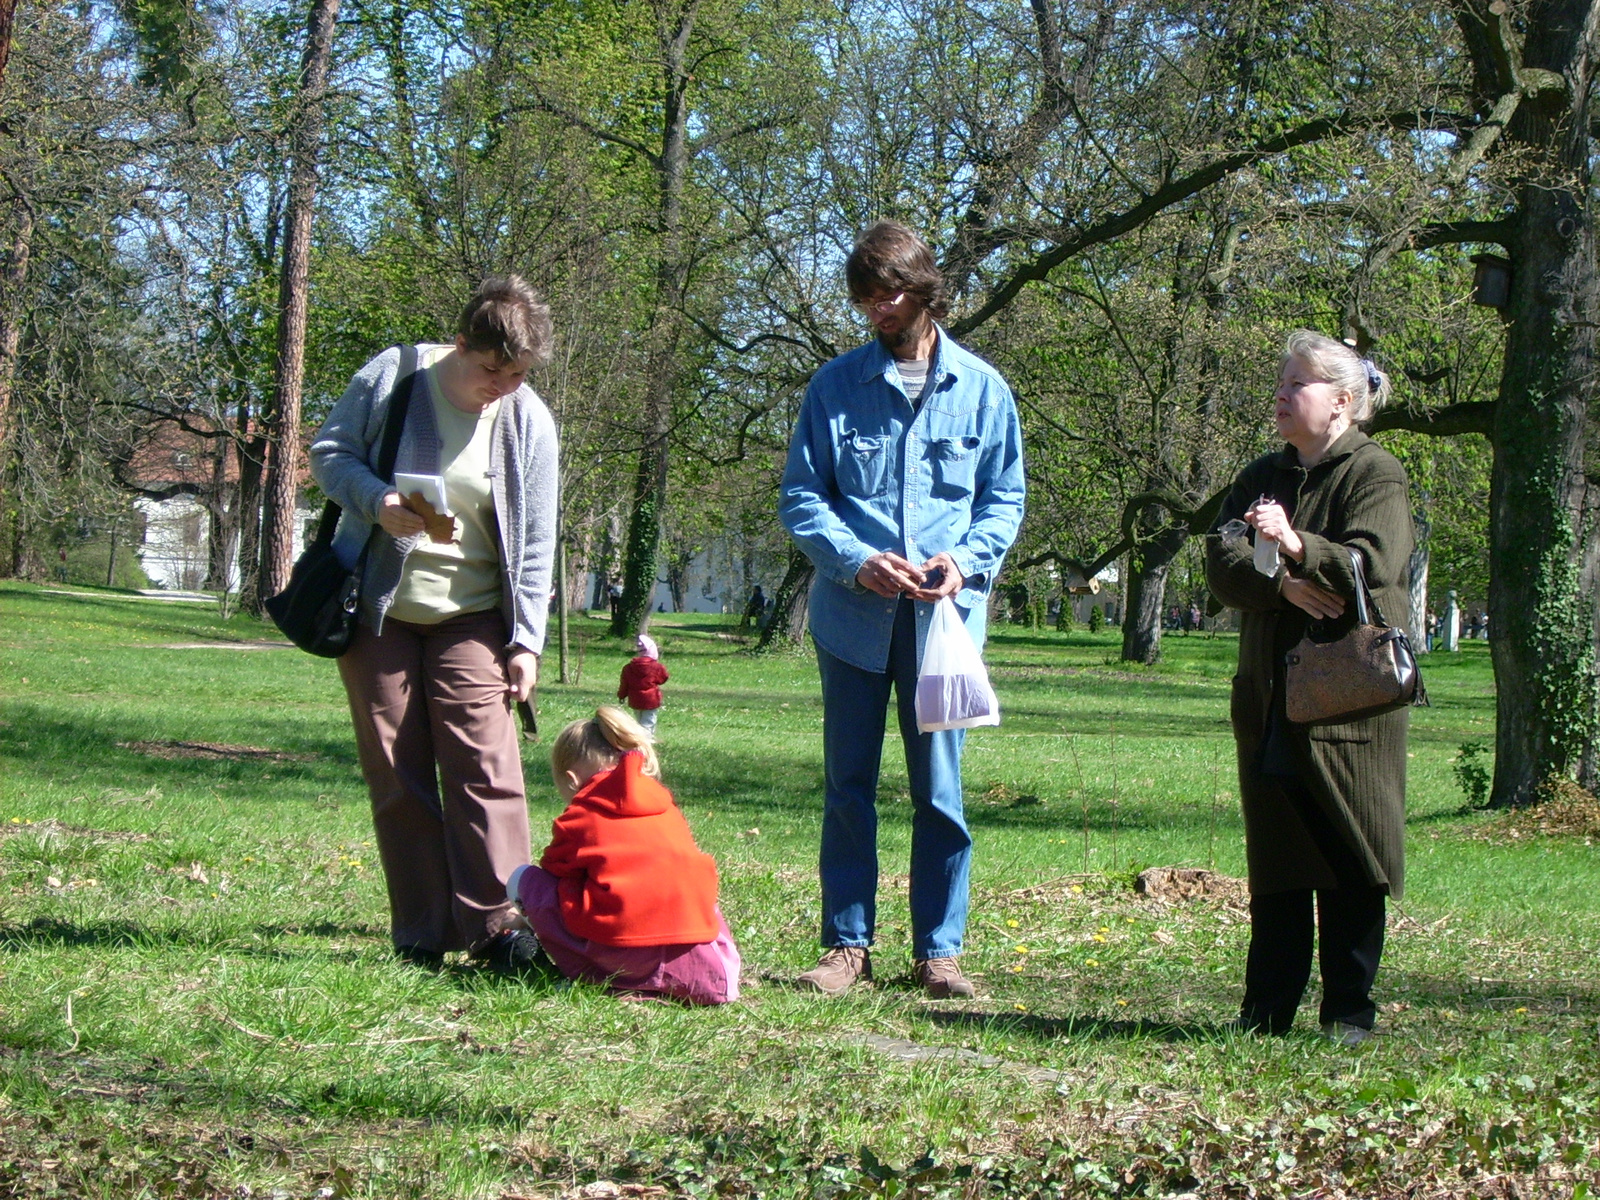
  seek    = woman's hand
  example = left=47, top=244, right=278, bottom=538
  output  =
left=1245, top=500, right=1305, bottom=561
left=377, top=490, right=426, bottom=538
left=506, top=649, right=538, bottom=702
left=1282, top=577, right=1346, bottom=621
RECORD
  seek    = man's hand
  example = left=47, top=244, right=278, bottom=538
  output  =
left=856, top=552, right=924, bottom=597
left=506, top=649, right=538, bottom=702
left=1245, top=500, right=1305, bottom=561
left=907, top=552, right=964, bottom=602
left=1282, top=577, right=1346, bottom=621
left=377, top=490, right=426, bottom=538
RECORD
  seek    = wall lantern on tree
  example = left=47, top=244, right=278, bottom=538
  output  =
left=1470, top=253, right=1512, bottom=310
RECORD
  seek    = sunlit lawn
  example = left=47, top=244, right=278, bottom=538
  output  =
left=0, top=581, right=1594, bottom=1198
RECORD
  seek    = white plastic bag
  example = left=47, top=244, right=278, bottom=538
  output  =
left=915, top=596, right=1001, bottom=732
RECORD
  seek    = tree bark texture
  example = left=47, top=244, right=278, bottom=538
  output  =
left=0, top=202, right=32, bottom=578
left=1407, top=497, right=1431, bottom=655
left=253, top=0, right=340, bottom=613
left=611, top=0, right=694, bottom=638
left=0, top=0, right=17, bottom=85
left=1120, top=522, right=1187, bottom=665
left=755, top=545, right=813, bottom=651
left=1485, top=0, right=1600, bottom=804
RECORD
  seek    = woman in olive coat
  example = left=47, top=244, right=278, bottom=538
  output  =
left=1205, top=331, right=1415, bottom=1044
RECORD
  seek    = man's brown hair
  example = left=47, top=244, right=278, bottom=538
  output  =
left=457, top=274, right=554, bottom=365
left=845, top=221, right=950, bottom=319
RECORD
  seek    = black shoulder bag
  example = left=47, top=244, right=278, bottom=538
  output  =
left=265, top=344, right=419, bottom=657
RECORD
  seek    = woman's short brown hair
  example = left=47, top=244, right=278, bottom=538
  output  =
left=457, top=275, right=553, bottom=365
left=845, top=221, right=951, bottom=320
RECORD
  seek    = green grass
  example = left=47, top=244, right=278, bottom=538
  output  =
left=1, top=581, right=1596, bottom=1198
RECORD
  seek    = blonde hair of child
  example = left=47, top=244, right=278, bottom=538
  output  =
left=550, top=706, right=659, bottom=783
left=1282, top=330, right=1393, bottom=422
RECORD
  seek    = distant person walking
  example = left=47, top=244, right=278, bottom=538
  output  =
left=618, top=634, right=668, bottom=734
left=778, top=221, right=1026, bottom=999
left=1206, top=331, right=1412, bottom=1045
left=310, top=275, right=557, bottom=974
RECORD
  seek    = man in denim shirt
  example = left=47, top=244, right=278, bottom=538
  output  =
left=779, top=222, right=1026, bottom=998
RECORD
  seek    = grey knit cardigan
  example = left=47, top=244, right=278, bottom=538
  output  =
left=308, top=345, right=559, bottom=655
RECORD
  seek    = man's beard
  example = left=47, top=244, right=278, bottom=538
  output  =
left=877, top=308, right=932, bottom=355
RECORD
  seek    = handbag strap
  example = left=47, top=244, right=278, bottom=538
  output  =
left=310, top=343, right=421, bottom=549
left=1345, top=546, right=1389, bottom=628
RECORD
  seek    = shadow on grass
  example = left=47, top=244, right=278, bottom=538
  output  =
left=0, top=916, right=388, bottom=954
left=0, top=705, right=360, bottom=789
left=924, top=1007, right=1231, bottom=1042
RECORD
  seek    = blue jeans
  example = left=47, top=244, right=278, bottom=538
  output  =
left=816, top=598, right=971, bottom=959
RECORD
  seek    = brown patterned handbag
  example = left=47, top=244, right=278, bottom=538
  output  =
left=1285, top=547, right=1427, bottom=724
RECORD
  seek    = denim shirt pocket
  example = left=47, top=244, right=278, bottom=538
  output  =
left=836, top=428, right=890, bottom=495
left=927, top=435, right=981, bottom=499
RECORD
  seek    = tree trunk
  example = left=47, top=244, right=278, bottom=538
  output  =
left=1408, top=491, right=1431, bottom=653
left=1120, top=523, right=1187, bottom=665
left=613, top=428, right=668, bottom=634
left=1486, top=0, right=1600, bottom=805
left=235, top=431, right=267, bottom=612
left=0, top=201, right=32, bottom=578
left=253, top=0, right=340, bottom=613
left=611, top=0, right=694, bottom=638
left=204, top=435, right=238, bottom=592
left=0, top=0, right=17, bottom=84
left=755, top=545, right=814, bottom=651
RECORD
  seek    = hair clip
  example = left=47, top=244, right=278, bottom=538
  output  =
left=1361, top=358, right=1381, bottom=394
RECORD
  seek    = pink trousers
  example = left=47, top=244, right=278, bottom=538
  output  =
left=338, top=610, right=530, bottom=954
left=512, top=865, right=741, bottom=1005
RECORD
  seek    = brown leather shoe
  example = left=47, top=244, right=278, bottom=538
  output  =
left=797, top=947, right=872, bottom=995
left=914, top=957, right=975, bottom=999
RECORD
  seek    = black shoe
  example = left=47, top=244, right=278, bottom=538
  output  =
left=478, top=929, right=543, bottom=974
left=395, top=944, right=445, bottom=971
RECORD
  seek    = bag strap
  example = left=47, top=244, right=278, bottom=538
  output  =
left=309, top=344, right=421, bottom=550
left=1346, top=546, right=1388, bottom=628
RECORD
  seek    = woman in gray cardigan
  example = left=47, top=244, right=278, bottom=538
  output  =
left=1206, top=331, right=1413, bottom=1045
left=310, top=276, right=559, bottom=972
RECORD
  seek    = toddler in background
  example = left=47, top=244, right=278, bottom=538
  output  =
left=618, top=635, right=668, bottom=733
left=507, top=707, right=740, bottom=1004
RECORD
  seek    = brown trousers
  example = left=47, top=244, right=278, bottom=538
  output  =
left=337, top=609, right=530, bottom=953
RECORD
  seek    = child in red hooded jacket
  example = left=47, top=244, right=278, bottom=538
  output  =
left=618, top=635, right=668, bottom=733
left=506, top=707, right=740, bottom=1003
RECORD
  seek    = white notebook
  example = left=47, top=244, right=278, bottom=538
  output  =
left=393, top=472, right=450, bottom=515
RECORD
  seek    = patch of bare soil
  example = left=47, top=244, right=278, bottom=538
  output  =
left=118, top=740, right=317, bottom=763
left=1134, top=866, right=1249, bottom=909
left=1468, top=776, right=1600, bottom=842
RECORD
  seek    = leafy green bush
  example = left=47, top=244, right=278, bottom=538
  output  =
left=1454, top=738, right=1492, bottom=807
left=1088, top=604, right=1104, bottom=632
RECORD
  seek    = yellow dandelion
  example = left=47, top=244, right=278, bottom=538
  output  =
left=1516, top=1006, right=1528, bottom=1014
left=1014, top=1003, right=1027, bottom=1012
left=1006, top=919, right=1019, bottom=928
left=1098, top=926, right=1110, bottom=934
left=1014, top=944, right=1029, bottom=954
left=1011, top=964, right=1024, bottom=973
left=1070, top=885, right=1083, bottom=894
left=1116, top=998, right=1129, bottom=1006
left=1093, top=934, right=1106, bottom=943
left=1086, top=958, right=1099, bottom=967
